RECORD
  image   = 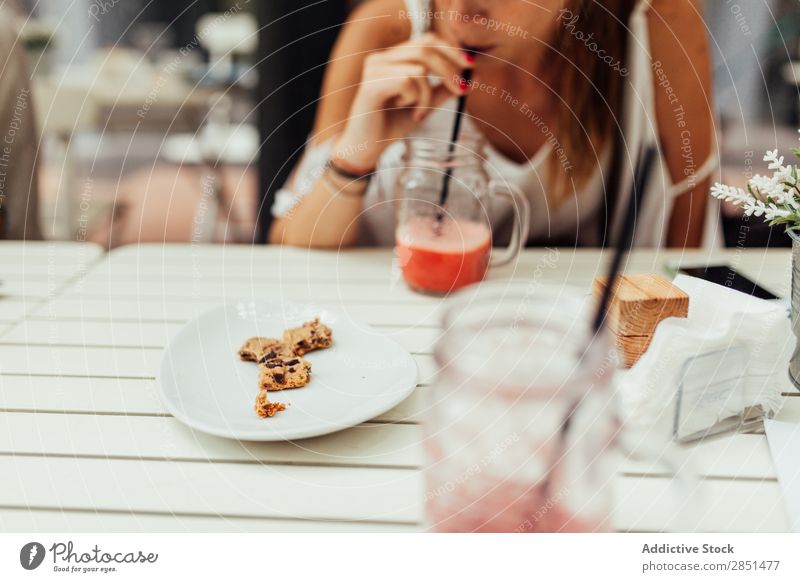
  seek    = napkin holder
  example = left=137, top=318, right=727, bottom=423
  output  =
left=616, top=274, right=791, bottom=445
left=672, top=346, right=775, bottom=443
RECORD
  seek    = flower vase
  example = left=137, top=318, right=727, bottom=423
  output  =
left=790, top=230, right=800, bottom=390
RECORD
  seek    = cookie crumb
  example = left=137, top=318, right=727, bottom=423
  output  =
left=254, top=390, right=286, bottom=418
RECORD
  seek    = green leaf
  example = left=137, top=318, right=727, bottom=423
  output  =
left=769, top=217, right=793, bottom=227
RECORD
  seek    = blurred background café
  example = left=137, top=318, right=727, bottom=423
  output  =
left=1, top=0, right=799, bottom=248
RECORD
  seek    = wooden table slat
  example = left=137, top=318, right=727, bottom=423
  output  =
left=0, top=319, right=441, bottom=354
left=0, top=453, right=789, bottom=531
left=0, top=508, right=421, bottom=533
left=0, top=411, right=422, bottom=468
left=1, top=456, right=422, bottom=524
left=29, top=297, right=448, bottom=328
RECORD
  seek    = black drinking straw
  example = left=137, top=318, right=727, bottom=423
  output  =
left=435, top=64, right=474, bottom=226
left=591, top=145, right=658, bottom=333
left=540, top=146, right=658, bottom=502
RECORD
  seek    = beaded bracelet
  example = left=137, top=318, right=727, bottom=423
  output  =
left=325, top=158, right=374, bottom=183
left=321, top=168, right=369, bottom=198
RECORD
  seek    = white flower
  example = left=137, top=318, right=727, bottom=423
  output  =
left=750, top=174, right=788, bottom=203
left=710, top=182, right=752, bottom=205
left=765, top=203, right=792, bottom=220
left=711, top=182, right=793, bottom=220
left=711, top=182, right=761, bottom=215
left=764, top=149, right=793, bottom=182
left=710, top=138, right=800, bottom=228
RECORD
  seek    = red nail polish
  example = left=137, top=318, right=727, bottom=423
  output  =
left=465, top=52, right=476, bottom=64
left=459, top=78, right=469, bottom=92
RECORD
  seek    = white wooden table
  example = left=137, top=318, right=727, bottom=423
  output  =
left=0, top=241, right=796, bottom=532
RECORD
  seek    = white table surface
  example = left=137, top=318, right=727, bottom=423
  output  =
left=0, top=241, right=796, bottom=533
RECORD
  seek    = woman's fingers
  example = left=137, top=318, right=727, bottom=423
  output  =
left=380, top=46, right=469, bottom=96
left=412, top=76, right=433, bottom=121
left=365, top=64, right=428, bottom=110
left=430, top=83, right=456, bottom=108
left=411, top=32, right=472, bottom=69
left=362, top=62, right=425, bottom=101
left=412, top=83, right=458, bottom=123
left=364, top=62, right=452, bottom=122
left=354, top=31, right=469, bottom=123
left=394, top=76, right=419, bottom=107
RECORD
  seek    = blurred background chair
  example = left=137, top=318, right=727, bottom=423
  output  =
left=21, top=0, right=263, bottom=246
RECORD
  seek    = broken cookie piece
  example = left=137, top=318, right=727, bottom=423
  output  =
left=282, top=318, right=333, bottom=355
left=238, top=337, right=282, bottom=362
left=257, top=342, right=297, bottom=364
left=258, top=356, right=312, bottom=391
left=254, top=390, right=286, bottom=418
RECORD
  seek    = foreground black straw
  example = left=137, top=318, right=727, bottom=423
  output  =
left=435, top=59, right=475, bottom=226
left=591, top=145, right=658, bottom=333
left=541, top=146, right=658, bottom=500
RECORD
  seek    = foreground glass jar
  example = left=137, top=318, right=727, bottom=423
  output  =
left=423, top=284, right=696, bottom=532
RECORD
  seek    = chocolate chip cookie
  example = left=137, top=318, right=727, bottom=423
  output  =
left=257, top=342, right=297, bottom=364
left=258, top=356, right=312, bottom=391
left=238, top=337, right=282, bottom=362
left=282, top=318, right=333, bottom=355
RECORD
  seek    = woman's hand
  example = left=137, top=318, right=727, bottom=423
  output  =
left=332, top=32, right=474, bottom=170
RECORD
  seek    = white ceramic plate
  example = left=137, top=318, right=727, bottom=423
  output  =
left=158, top=300, right=418, bottom=441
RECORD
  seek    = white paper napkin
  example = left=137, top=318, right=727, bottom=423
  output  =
left=616, top=275, right=794, bottom=440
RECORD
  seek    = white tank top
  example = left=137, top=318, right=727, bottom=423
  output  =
left=272, top=0, right=720, bottom=247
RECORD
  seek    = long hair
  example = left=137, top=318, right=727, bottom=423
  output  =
left=547, top=0, right=638, bottom=204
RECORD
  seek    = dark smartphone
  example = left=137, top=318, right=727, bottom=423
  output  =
left=677, top=264, right=780, bottom=300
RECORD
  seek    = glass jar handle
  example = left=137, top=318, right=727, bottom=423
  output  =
left=488, top=180, right=530, bottom=267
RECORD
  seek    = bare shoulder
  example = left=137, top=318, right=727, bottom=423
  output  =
left=345, top=0, right=412, bottom=46
left=328, top=0, right=413, bottom=69
left=312, top=0, right=412, bottom=143
left=647, top=0, right=708, bottom=62
left=646, top=0, right=712, bottom=109
left=646, top=0, right=713, bottom=180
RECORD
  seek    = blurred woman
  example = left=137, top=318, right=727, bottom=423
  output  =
left=269, top=0, right=716, bottom=248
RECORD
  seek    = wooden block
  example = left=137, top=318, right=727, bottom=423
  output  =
left=616, top=334, right=652, bottom=368
left=592, top=274, right=689, bottom=367
left=592, top=274, right=689, bottom=338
